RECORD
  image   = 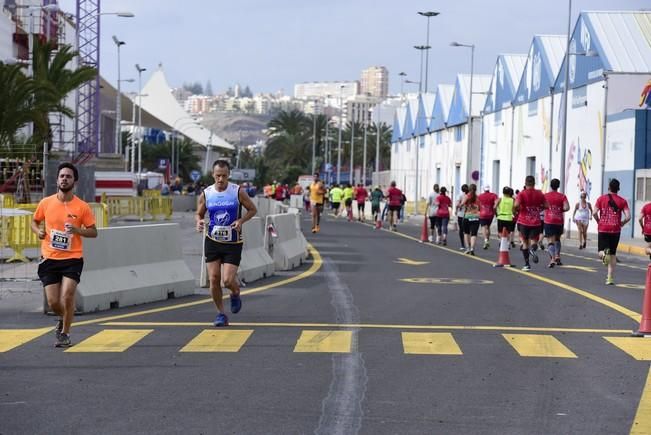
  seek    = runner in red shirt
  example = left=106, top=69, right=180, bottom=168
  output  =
left=478, top=186, right=498, bottom=250
left=386, top=181, right=403, bottom=231
left=638, top=201, right=651, bottom=259
left=543, top=178, right=570, bottom=268
left=593, top=178, right=631, bottom=285
left=354, top=184, right=368, bottom=222
left=435, top=187, right=452, bottom=245
left=514, top=175, right=548, bottom=271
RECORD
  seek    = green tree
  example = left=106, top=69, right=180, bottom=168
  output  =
left=265, top=109, right=312, bottom=179
left=141, top=137, right=200, bottom=181
left=31, top=37, right=97, bottom=152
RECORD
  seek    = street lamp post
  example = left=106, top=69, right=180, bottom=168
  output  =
left=112, top=36, right=125, bottom=156
left=398, top=72, right=407, bottom=97
left=337, top=85, right=344, bottom=184
left=349, top=116, right=355, bottom=185
left=374, top=104, right=381, bottom=175
left=413, top=45, right=430, bottom=214
left=363, top=109, right=369, bottom=186
left=559, top=0, right=572, bottom=193
left=135, top=64, right=146, bottom=175
left=312, top=99, right=317, bottom=175
left=451, top=42, right=476, bottom=183
left=417, top=11, right=439, bottom=93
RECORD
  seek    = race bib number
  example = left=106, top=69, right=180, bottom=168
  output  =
left=50, top=229, right=71, bottom=251
left=211, top=225, right=233, bottom=242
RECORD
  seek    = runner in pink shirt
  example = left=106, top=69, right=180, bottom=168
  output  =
left=638, top=201, right=651, bottom=259
left=386, top=181, right=403, bottom=231
left=514, top=175, right=548, bottom=271
left=354, top=184, right=368, bottom=222
left=543, top=178, right=570, bottom=268
left=593, top=178, right=631, bottom=285
left=478, top=186, right=498, bottom=250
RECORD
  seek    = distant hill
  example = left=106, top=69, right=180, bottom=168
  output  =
left=200, top=113, right=271, bottom=148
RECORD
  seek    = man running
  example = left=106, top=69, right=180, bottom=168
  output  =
left=478, top=185, right=498, bottom=249
left=31, top=162, right=98, bottom=347
left=593, top=178, right=630, bottom=285
left=639, top=200, right=651, bottom=259
left=343, top=183, right=354, bottom=221
left=514, top=175, right=548, bottom=271
left=329, top=183, right=343, bottom=217
left=495, top=187, right=515, bottom=247
left=354, top=183, right=368, bottom=222
left=196, top=160, right=258, bottom=326
left=370, top=186, right=384, bottom=228
left=427, top=184, right=440, bottom=243
left=309, top=173, right=326, bottom=233
left=543, top=178, right=570, bottom=268
left=455, top=184, right=469, bottom=251
left=387, top=181, right=403, bottom=231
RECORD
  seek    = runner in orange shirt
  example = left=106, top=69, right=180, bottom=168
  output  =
left=31, top=163, right=97, bottom=347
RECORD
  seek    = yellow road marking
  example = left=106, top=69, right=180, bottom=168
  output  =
left=0, top=328, right=50, bottom=352
left=65, top=329, right=153, bottom=353
left=560, top=265, right=597, bottom=273
left=101, top=321, right=632, bottom=334
left=72, top=243, right=323, bottom=327
left=604, top=337, right=651, bottom=361
left=563, top=252, right=646, bottom=271
left=293, top=330, right=352, bottom=353
left=400, top=277, right=493, bottom=285
left=617, top=284, right=646, bottom=290
left=631, top=365, right=651, bottom=434
left=401, top=332, right=462, bottom=355
left=502, top=334, right=577, bottom=358
left=180, top=329, right=253, bottom=352
left=394, top=257, right=430, bottom=266
left=382, top=226, right=641, bottom=323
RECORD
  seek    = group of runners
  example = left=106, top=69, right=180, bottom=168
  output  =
left=31, top=162, right=643, bottom=347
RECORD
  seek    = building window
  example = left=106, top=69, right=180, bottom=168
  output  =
left=526, top=156, right=536, bottom=181
left=492, top=160, right=500, bottom=194
left=454, top=126, right=464, bottom=142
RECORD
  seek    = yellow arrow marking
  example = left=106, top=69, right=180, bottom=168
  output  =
left=616, top=284, right=645, bottom=290
left=400, top=277, right=494, bottom=285
left=394, top=257, right=430, bottom=266
left=560, top=265, right=597, bottom=273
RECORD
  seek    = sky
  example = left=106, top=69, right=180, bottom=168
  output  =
left=59, top=0, right=650, bottom=96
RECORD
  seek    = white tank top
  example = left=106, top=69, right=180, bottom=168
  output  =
left=575, top=202, right=590, bottom=221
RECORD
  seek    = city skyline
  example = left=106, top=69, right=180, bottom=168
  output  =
left=58, top=0, right=650, bottom=95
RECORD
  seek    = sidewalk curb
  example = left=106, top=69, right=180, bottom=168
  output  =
left=618, top=243, right=648, bottom=258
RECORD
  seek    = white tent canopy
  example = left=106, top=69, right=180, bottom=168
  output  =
left=139, top=65, right=233, bottom=151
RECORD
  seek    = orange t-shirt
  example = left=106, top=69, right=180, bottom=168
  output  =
left=33, top=194, right=96, bottom=260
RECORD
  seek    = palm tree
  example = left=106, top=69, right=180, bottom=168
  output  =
left=0, top=62, right=45, bottom=151
left=31, top=36, right=97, bottom=151
left=265, top=109, right=312, bottom=179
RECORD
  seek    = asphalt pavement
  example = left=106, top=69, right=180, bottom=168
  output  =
left=1, top=210, right=651, bottom=435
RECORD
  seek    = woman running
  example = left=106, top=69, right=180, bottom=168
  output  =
left=572, top=191, right=592, bottom=249
left=461, top=184, right=480, bottom=255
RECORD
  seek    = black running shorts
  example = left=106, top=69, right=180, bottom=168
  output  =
left=479, top=217, right=493, bottom=227
left=429, top=216, right=440, bottom=229
left=497, top=219, right=515, bottom=233
left=463, top=218, right=480, bottom=236
left=597, top=232, right=621, bottom=255
left=38, top=258, right=84, bottom=286
left=544, top=223, right=564, bottom=238
left=205, top=238, right=243, bottom=266
left=517, top=223, right=541, bottom=241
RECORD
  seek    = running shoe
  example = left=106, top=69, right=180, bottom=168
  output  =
left=469, top=250, right=475, bottom=256
left=311, top=227, right=316, bottom=233
left=521, top=265, right=531, bottom=271
left=230, top=293, right=242, bottom=314
left=428, top=235, right=433, bottom=243
left=214, top=313, right=229, bottom=327
left=315, top=225, right=320, bottom=233
left=602, top=248, right=611, bottom=266
left=483, top=241, right=489, bottom=250
left=529, top=247, right=539, bottom=264
left=392, top=225, right=397, bottom=232
left=55, top=319, right=63, bottom=340
left=555, top=258, right=563, bottom=266
left=547, top=261, right=555, bottom=268
left=510, top=241, right=516, bottom=248
left=459, top=246, right=466, bottom=251
left=55, top=333, right=71, bottom=348
left=442, top=241, right=447, bottom=246
left=605, top=276, right=614, bottom=285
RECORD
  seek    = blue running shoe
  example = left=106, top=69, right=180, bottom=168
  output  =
left=214, top=313, right=229, bottom=327
left=230, top=294, right=242, bottom=314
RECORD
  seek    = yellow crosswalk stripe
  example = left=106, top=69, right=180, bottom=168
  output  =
left=293, top=330, right=352, bottom=353
left=0, top=328, right=50, bottom=352
left=401, top=332, right=462, bottom=355
left=180, top=330, right=253, bottom=352
left=502, top=334, right=577, bottom=358
left=65, top=329, right=153, bottom=353
left=604, top=337, right=651, bottom=361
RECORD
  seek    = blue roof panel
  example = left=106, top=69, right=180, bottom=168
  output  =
left=514, top=35, right=566, bottom=105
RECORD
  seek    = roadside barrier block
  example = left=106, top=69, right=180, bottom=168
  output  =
left=73, top=223, right=195, bottom=313
left=265, top=212, right=308, bottom=270
left=239, top=217, right=275, bottom=283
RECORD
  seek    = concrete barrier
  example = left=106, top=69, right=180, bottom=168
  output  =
left=172, top=195, right=198, bottom=212
left=73, top=223, right=195, bottom=313
left=266, top=212, right=308, bottom=270
left=290, top=194, right=303, bottom=209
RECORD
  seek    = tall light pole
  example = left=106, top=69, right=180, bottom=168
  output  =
left=363, top=109, right=369, bottom=185
left=413, top=45, right=430, bottom=214
left=112, top=36, right=125, bottom=155
left=451, top=41, right=476, bottom=183
left=417, top=11, right=439, bottom=93
left=374, top=104, right=381, bottom=175
left=312, top=99, right=317, bottom=175
left=135, top=63, right=147, bottom=175
left=559, top=0, right=572, bottom=193
left=349, top=115, right=355, bottom=185
left=337, top=85, right=344, bottom=184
